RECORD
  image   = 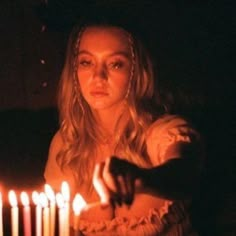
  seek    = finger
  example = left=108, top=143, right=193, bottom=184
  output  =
left=116, top=175, right=127, bottom=205
left=109, top=175, right=123, bottom=206
left=111, top=157, right=137, bottom=205
left=117, top=175, right=127, bottom=196
left=117, top=174, right=135, bottom=206
left=103, top=157, right=119, bottom=193
left=103, top=158, right=124, bottom=206
left=124, top=174, right=135, bottom=205
left=93, top=162, right=110, bottom=205
left=135, top=178, right=143, bottom=192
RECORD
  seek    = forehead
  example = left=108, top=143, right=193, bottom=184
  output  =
left=78, top=26, right=131, bottom=53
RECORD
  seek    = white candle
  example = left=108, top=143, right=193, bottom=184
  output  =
left=20, top=192, right=32, bottom=236
left=0, top=192, right=3, bottom=236
left=32, top=191, right=42, bottom=236
left=44, top=184, right=56, bottom=236
left=39, top=193, right=50, bottom=236
left=56, top=193, right=65, bottom=236
left=61, top=181, right=70, bottom=236
left=72, top=194, right=87, bottom=236
left=8, top=190, right=19, bottom=236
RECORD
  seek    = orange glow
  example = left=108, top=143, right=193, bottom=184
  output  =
left=44, top=184, right=55, bottom=202
left=20, top=192, right=30, bottom=206
left=0, top=185, right=2, bottom=203
left=32, top=191, right=40, bottom=205
left=56, top=193, right=64, bottom=209
left=61, top=181, right=70, bottom=202
left=9, top=190, right=18, bottom=207
left=72, top=194, right=87, bottom=215
left=39, top=193, right=48, bottom=208
left=0, top=192, right=2, bottom=236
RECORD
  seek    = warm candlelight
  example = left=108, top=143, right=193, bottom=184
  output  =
left=39, top=193, right=50, bottom=236
left=72, top=193, right=87, bottom=236
left=20, top=192, right=32, bottom=236
left=61, top=181, right=70, bottom=236
left=0, top=192, right=3, bottom=236
left=56, top=193, right=65, bottom=236
left=32, top=191, right=42, bottom=236
left=8, top=190, right=19, bottom=236
left=44, top=184, right=56, bottom=236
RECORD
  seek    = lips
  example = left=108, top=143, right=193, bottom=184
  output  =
left=90, top=90, right=108, bottom=97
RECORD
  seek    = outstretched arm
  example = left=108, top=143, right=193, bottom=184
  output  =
left=93, top=141, right=204, bottom=206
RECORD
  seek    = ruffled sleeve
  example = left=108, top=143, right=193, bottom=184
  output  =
left=78, top=208, right=164, bottom=236
left=146, top=114, right=204, bottom=166
left=78, top=201, right=196, bottom=236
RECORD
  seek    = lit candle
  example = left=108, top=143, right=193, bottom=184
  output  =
left=61, top=181, right=70, bottom=236
left=39, top=193, right=50, bottom=236
left=32, top=191, right=42, bottom=236
left=55, top=193, right=65, bottom=236
left=20, top=192, right=32, bottom=236
left=72, top=194, right=87, bottom=236
left=8, top=190, right=19, bottom=236
left=44, top=184, right=56, bottom=236
left=0, top=192, right=3, bottom=236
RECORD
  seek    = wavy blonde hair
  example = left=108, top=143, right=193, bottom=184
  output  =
left=56, top=21, right=159, bottom=191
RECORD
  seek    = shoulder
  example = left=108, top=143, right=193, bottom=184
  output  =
left=44, top=130, right=66, bottom=190
left=147, top=114, right=197, bottom=137
left=49, top=130, right=64, bottom=155
left=46, top=130, right=64, bottom=169
left=146, top=114, right=203, bottom=165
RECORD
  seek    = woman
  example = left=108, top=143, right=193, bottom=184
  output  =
left=44, top=13, right=204, bottom=235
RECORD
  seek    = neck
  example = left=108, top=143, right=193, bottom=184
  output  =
left=93, top=103, right=128, bottom=135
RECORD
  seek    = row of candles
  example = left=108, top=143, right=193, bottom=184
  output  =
left=0, top=181, right=87, bottom=236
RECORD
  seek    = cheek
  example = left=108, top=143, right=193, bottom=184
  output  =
left=111, top=74, right=130, bottom=95
left=77, top=71, right=91, bottom=96
left=77, top=70, right=90, bottom=82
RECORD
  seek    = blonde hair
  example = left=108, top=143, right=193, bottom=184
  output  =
left=56, top=22, right=158, bottom=191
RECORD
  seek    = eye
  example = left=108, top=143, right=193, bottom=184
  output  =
left=78, top=59, right=93, bottom=68
left=109, top=60, right=124, bottom=70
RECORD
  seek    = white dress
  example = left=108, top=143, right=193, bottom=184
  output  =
left=44, top=114, right=204, bottom=236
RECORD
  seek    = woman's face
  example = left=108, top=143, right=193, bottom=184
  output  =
left=77, top=26, right=132, bottom=113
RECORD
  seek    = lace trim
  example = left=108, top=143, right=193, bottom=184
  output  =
left=79, top=200, right=173, bottom=234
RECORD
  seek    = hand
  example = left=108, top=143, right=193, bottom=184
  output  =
left=93, top=156, right=143, bottom=206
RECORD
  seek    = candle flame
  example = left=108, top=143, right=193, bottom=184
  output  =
left=39, top=192, right=48, bottom=208
left=8, top=190, right=18, bottom=207
left=44, top=184, right=55, bottom=202
left=61, top=181, right=70, bottom=202
left=20, top=191, right=30, bottom=206
left=72, top=194, right=87, bottom=215
left=32, top=191, right=40, bottom=205
left=55, top=193, right=64, bottom=209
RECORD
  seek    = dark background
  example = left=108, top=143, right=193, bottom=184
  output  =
left=0, top=0, right=235, bottom=235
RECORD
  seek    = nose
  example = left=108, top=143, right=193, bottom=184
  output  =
left=93, top=64, right=107, bottom=81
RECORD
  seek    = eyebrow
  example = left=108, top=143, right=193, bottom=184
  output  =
left=78, top=50, right=130, bottom=58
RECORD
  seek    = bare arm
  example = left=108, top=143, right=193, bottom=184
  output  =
left=140, top=140, right=204, bottom=199
left=94, top=140, right=204, bottom=205
left=44, top=131, right=75, bottom=193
